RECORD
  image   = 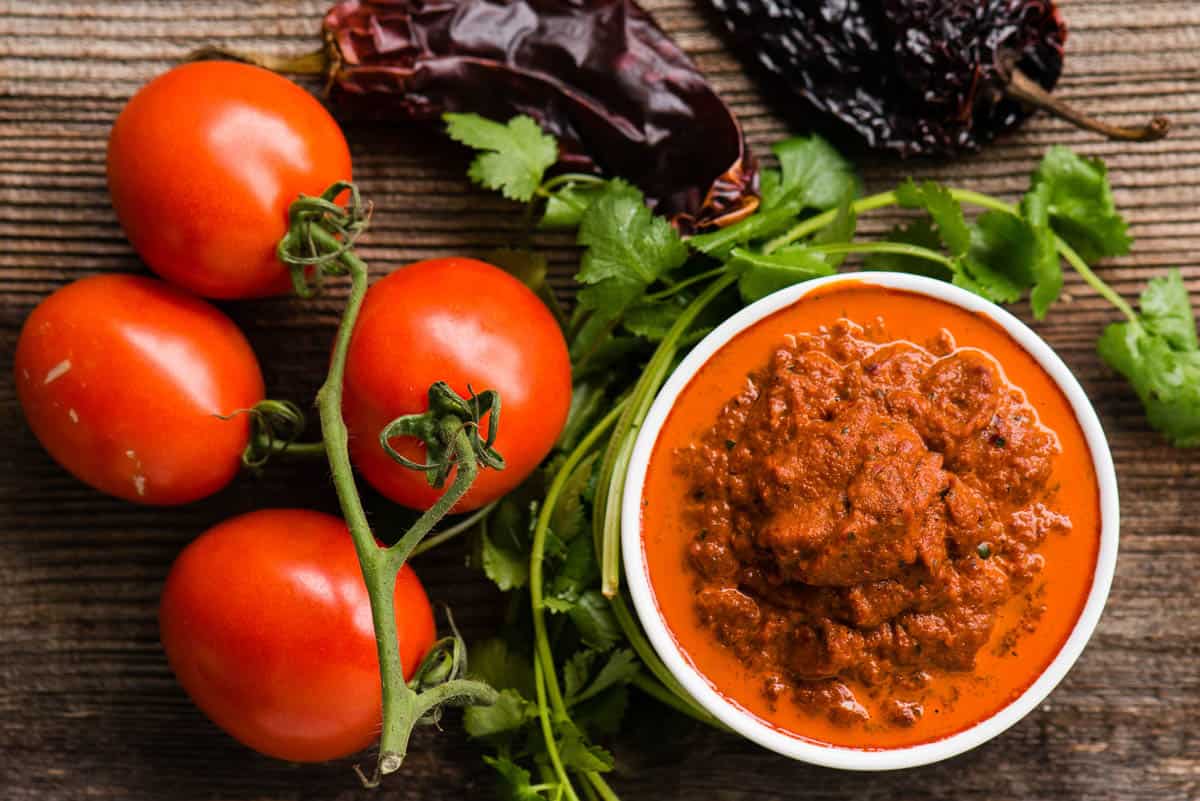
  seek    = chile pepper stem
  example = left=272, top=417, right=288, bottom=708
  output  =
left=1007, top=69, right=1169, bottom=143
left=188, top=45, right=329, bottom=76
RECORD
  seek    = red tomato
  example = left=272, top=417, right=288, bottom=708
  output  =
left=107, top=61, right=352, bottom=299
left=14, top=274, right=264, bottom=505
left=159, top=509, right=435, bottom=763
left=343, top=258, right=572, bottom=512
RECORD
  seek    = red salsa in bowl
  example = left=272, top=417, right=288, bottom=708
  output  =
left=634, top=279, right=1106, bottom=753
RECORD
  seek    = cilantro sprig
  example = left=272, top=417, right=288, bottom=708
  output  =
left=445, top=113, right=558, bottom=202
left=442, top=110, right=1198, bottom=801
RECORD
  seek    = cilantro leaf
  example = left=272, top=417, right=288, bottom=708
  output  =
left=464, top=689, right=536, bottom=739
left=563, top=650, right=598, bottom=701
left=480, top=499, right=533, bottom=591
left=568, top=590, right=622, bottom=651
left=869, top=215, right=1026, bottom=304
left=470, top=638, right=535, bottom=698
left=576, top=180, right=689, bottom=316
left=686, top=205, right=797, bottom=258
left=1029, top=146, right=1131, bottom=262
left=1019, top=183, right=1064, bottom=319
left=866, top=220, right=952, bottom=279
left=728, top=246, right=834, bottom=303
left=485, top=247, right=548, bottom=291
left=549, top=453, right=595, bottom=545
left=1140, top=269, right=1199, bottom=351
left=483, top=756, right=544, bottom=801
left=769, top=135, right=862, bottom=212
left=959, top=211, right=1035, bottom=304
left=569, top=649, right=639, bottom=705
left=540, top=181, right=610, bottom=230
left=812, top=195, right=858, bottom=267
left=895, top=179, right=971, bottom=256
left=444, top=113, right=558, bottom=202
left=689, top=134, right=858, bottom=259
left=573, top=685, right=629, bottom=738
left=557, top=721, right=615, bottom=773
left=481, top=531, right=528, bottom=591
left=622, top=294, right=691, bottom=342
left=1098, top=270, right=1200, bottom=447
left=549, top=530, right=601, bottom=605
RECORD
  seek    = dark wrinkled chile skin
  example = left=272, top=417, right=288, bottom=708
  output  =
left=707, top=0, right=1067, bottom=157
left=324, top=0, right=758, bottom=230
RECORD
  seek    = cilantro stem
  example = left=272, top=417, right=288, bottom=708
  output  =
left=804, top=241, right=958, bottom=271
left=642, top=265, right=727, bottom=302
left=629, top=671, right=724, bottom=729
left=531, top=400, right=626, bottom=701
left=585, top=772, right=620, bottom=801
left=539, top=173, right=608, bottom=194
left=595, top=273, right=739, bottom=598
left=946, top=188, right=1013, bottom=215
left=1058, top=239, right=1138, bottom=323
left=609, top=593, right=725, bottom=728
left=950, top=189, right=1138, bottom=322
left=534, top=655, right=581, bottom=801
left=579, top=778, right=600, bottom=801
left=763, top=191, right=898, bottom=253
left=764, top=185, right=1139, bottom=324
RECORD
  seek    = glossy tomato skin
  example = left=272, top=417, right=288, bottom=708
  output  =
left=159, top=509, right=435, bottom=763
left=343, top=258, right=572, bottom=512
left=14, top=274, right=264, bottom=505
left=107, top=61, right=352, bottom=299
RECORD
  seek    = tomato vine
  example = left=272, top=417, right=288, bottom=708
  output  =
left=276, top=182, right=501, bottom=785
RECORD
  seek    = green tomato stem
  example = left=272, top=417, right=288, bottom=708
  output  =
left=409, top=502, right=497, bottom=559
left=310, top=236, right=417, bottom=780
left=386, top=417, right=480, bottom=570
left=260, top=438, right=329, bottom=459
left=307, top=224, right=496, bottom=786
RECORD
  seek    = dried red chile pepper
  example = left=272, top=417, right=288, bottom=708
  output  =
left=707, top=0, right=1168, bottom=157
left=319, top=0, right=758, bottom=230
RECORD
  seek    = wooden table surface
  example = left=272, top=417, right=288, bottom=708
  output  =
left=1, top=2, right=1197, bottom=799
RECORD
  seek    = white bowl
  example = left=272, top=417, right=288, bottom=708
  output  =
left=621, top=271, right=1120, bottom=771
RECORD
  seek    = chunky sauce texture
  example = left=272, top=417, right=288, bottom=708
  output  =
left=641, top=284, right=1100, bottom=748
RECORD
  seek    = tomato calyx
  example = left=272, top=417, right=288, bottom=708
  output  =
left=279, top=182, right=501, bottom=787
left=220, top=399, right=326, bottom=469
left=380, top=382, right=505, bottom=488
left=277, top=180, right=371, bottom=298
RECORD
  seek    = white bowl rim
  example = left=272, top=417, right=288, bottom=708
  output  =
left=621, top=271, right=1120, bottom=771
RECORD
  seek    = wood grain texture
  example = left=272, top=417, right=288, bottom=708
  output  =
left=0, top=1, right=1197, bottom=799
